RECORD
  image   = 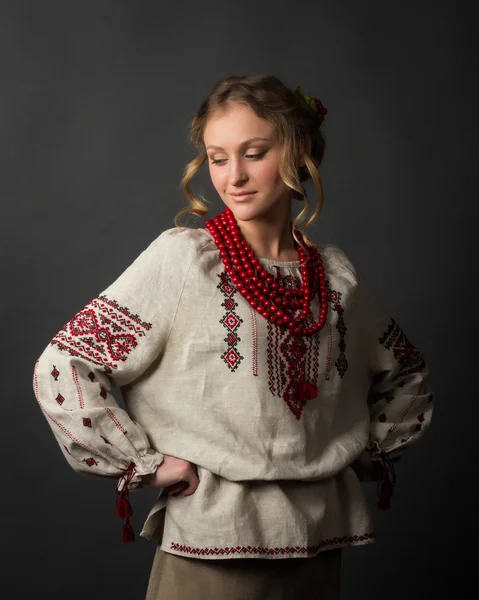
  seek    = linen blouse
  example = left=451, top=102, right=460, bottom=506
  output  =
left=33, top=226, right=433, bottom=560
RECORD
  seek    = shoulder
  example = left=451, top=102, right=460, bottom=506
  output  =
left=147, top=226, right=215, bottom=259
left=103, top=227, right=215, bottom=295
left=317, top=243, right=359, bottom=289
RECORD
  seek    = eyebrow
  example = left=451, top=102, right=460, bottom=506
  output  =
left=205, top=137, right=272, bottom=151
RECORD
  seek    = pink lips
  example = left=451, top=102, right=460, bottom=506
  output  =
left=230, top=192, right=256, bottom=200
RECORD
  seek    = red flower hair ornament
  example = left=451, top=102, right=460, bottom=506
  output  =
left=294, top=86, right=328, bottom=122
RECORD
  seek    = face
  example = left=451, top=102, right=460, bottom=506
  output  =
left=203, top=102, right=291, bottom=225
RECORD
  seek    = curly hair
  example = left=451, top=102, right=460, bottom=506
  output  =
left=174, top=74, right=327, bottom=248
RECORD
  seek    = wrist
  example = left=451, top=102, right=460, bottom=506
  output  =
left=140, top=471, right=156, bottom=487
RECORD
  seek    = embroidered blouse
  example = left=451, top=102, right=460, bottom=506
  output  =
left=33, top=226, right=433, bottom=560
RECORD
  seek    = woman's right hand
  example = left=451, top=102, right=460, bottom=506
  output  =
left=142, top=454, right=199, bottom=497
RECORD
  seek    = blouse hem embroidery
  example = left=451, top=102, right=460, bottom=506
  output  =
left=164, top=532, right=376, bottom=559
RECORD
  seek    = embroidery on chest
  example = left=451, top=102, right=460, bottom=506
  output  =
left=216, top=270, right=349, bottom=421
left=216, top=272, right=244, bottom=372
left=267, top=276, right=348, bottom=420
left=50, top=295, right=152, bottom=374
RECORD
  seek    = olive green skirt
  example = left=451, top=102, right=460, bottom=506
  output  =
left=145, top=545, right=342, bottom=600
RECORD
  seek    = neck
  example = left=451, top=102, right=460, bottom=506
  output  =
left=234, top=198, right=298, bottom=262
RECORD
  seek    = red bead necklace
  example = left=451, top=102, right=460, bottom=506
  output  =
left=205, top=208, right=328, bottom=336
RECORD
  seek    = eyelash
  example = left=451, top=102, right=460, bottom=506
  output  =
left=211, top=152, right=266, bottom=165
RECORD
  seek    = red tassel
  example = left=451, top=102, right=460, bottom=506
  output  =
left=377, top=477, right=392, bottom=509
left=298, top=380, right=318, bottom=403
left=116, top=463, right=137, bottom=543
left=122, top=518, right=135, bottom=543
left=116, top=495, right=132, bottom=519
left=376, top=453, right=395, bottom=510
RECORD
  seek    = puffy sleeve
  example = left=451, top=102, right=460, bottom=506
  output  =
left=32, top=228, right=204, bottom=540
left=356, top=273, right=434, bottom=508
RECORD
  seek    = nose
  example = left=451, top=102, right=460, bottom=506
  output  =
left=228, top=157, right=248, bottom=186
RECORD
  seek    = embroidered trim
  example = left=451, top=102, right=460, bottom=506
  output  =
left=266, top=275, right=347, bottom=420
left=71, top=365, right=85, bottom=409
left=388, top=383, right=424, bottom=433
left=105, top=407, right=127, bottom=434
left=170, top=532, right=375, bottom=557
left=217, top=272, right=244, bottom=372
left=328, top=287, right=348, bottom=378
left=325, top=321, right=333, bottom=380
left=378, top=318, right=426, bottom=376
left=34, top=361, right=100, bottom=458
left=266, top=273, right=321, bottom=420
left=50, top=295, right=152, bottom=374
left=250, top=306, right=259, bottom=377
left=267, top=312, right=287, bottom=396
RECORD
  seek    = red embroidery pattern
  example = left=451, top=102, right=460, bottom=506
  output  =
left=250, top=307, right=259, bottom=376
left=328, top=287, right=348, bottom=378
left=33, top=361, right=40, bottom=398
left=378, top=318, right=425, bottom=377
left=266, top=273, right=321, bottom=420
left=83, top=418, right=92, bottom=427
left=279, top=331, right=316, bottom=420
left=389, top=383, right=425, bottom=434
left=217, top=272, right=244, bottom=372
left=325, top=321, right=333, bottom=380
left=170, top=532, right=375, bottom=557
left=71, top=365, right=85, bottom=409
left=267, top=316, right=287, bottom=396
left=50, top=295, right=152, bottom=374
left=33, top=361, right=100, bottom=458
left=105, top=407, right=127, bottom=434
left=51, top=366, right=60, bottom=381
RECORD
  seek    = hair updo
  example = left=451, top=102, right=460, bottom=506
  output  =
left=175, top=74, right=327, bottom=247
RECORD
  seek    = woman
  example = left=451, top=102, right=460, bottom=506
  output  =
left=33, top=74, right=433, bottom=600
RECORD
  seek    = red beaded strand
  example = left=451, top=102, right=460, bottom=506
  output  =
left=206, top=209, right=328, bottom=337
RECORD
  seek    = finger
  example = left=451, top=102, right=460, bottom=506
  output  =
left=180, top=476, right=199, bottom=497
left=166, top=481, right=189, bottom=495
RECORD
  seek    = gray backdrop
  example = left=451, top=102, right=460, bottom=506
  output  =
left=2, top=1, right=476, bottom=598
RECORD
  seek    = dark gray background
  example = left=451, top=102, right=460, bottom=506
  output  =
left=2, top=1, right=476, bottom=598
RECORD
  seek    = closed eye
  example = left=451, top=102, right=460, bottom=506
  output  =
left=210, top=152, right=267, bottom=165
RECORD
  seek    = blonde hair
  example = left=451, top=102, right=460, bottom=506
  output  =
left=174, top=74, right=326, bottom=248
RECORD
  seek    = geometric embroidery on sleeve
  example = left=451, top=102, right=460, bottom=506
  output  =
left=105, top=407, right=128, bottom=435
left=50, top=295, right=152, bottom=374
left=378, top=318, right=425, bottom=376
left=71, top=365, right=85, bottom=409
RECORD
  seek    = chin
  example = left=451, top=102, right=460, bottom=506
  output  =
left=223, top=199, right=279, bottom=223
left=227, top=206, right=267, bottom=223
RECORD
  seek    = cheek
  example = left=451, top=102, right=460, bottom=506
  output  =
left=256, top=161, right=283, bottom=187
left=208, top=167, right=224, bottom=193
